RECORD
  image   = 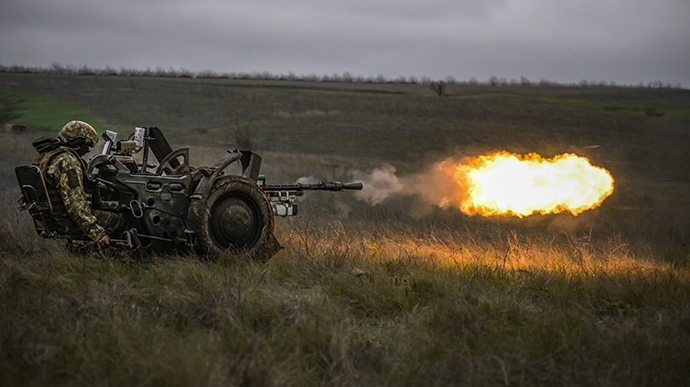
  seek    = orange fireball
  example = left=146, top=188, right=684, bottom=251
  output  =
left=439, top=152, right=614, bottom=217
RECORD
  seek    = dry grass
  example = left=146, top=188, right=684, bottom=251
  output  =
left=2, top=207, right=688, bottom=386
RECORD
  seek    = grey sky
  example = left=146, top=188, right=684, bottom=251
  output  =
left=1, top=0, right=688, bottom=86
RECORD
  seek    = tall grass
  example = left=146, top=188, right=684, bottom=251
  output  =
left=2, top=200, right=689, bottom=386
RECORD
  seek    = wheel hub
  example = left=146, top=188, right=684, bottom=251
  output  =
left=210, top=196, right=259, bottom=249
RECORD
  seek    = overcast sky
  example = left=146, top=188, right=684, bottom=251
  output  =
left=1, top=0, right=688, bottom=86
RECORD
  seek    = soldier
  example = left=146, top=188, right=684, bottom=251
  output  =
left=32, top=120, right=126, bottom=250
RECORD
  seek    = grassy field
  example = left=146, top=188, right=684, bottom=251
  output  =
left=1, top=73, right=689, bottom=386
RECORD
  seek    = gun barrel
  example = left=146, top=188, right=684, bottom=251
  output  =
left=262, top=181, right=363, bottom=192
left=341, top=182, right=363, bottom=190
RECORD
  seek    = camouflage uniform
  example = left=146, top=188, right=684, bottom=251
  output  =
left=33, top=121, right=126, bottom=241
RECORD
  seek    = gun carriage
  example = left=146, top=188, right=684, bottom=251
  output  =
left=16, top=127, right=362, bottom=260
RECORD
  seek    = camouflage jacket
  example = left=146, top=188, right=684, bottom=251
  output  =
left=33, top=147, right=107, bottom=241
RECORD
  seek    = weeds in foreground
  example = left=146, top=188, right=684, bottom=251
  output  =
left=2, top=209, right=688, bottom=386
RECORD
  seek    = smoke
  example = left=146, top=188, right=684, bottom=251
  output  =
left=351, top=164, right=404, bottom=205
left=351, top=159, right=468, bottom=207
left=296, top=176, right=318, bottom=184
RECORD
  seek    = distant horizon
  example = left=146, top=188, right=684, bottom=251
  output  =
left=1, top=63, right=684, bottom=90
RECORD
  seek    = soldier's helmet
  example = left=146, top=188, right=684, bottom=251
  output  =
left=58, top=120, right=98, bottom=147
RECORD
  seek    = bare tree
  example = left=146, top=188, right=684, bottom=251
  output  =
left=429, top=81, right=447, bottom=97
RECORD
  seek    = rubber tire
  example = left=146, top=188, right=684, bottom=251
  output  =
left=195, top=175, right=274, bottom=258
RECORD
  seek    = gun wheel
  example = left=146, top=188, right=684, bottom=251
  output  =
left=195, top=176, right=276, bottom=259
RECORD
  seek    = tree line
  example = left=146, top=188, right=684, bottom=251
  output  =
left=0, top=63, right=683, bottom=90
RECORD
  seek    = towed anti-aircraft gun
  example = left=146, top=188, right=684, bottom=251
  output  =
left=16, top=126, right=362, bottom=260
